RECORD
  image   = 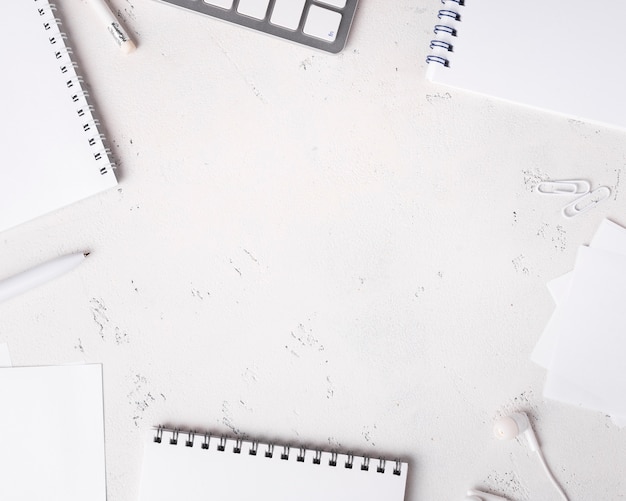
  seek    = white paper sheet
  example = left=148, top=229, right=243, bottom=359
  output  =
left=532, top=220, right=626, bottom=426
left=0, top=364, right=106, bottom=500
left=590, top=219, right=626, bottom=251
left=532, top=220, right=626, bottom=368
left=542, top=246, right=626, bottom=416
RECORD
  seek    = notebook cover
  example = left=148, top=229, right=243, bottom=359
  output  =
left=426, top=0, right=626, bottom=130
left=0, top=0, right=117, bottom=232
left=138, top=428, right=408, bottom=501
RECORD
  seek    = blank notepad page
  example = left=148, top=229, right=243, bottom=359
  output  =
left=0, top=0, right=117, bottom=232
left=426, top=0, right=626, bottom=130
left=139, top=430, right=407, bottom=501
left=0, top=364, right=106, bottom=501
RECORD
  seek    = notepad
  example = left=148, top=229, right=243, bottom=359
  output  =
left=0, top=0, right=117, bottom=233
left=0, top=364, right=106, bottom=500
left=532, top=220, right=626, bottom=427
left=426, top=1, right=626, bottom=130
left=138, top=428, right=408, bottom=501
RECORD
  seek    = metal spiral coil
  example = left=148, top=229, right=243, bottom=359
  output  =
left=153, top=427, right=404, bottom=475
left=430, top=39, right=453, bottom=52
left=35, top=0, right=115, bottom=175
left=426, top=1, right=464, bottom=68
left=434, top=24, right=456, bottom=36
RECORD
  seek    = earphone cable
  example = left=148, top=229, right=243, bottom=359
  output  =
left=535, top=448, right=569, bottom=501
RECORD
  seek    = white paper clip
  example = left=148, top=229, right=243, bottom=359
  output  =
left=536, top=179, right=590, bottom=195
left=562, top=186, right=611, bottom=218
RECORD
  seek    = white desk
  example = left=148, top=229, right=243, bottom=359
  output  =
left=2, top=0, right=626, bottom=499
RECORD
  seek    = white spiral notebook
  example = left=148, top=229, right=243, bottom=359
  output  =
left=426, top=0, right=626, bottom=131
left=138, top=428, right=408, bottom=500
left=0, top=0, right=117, bottom=233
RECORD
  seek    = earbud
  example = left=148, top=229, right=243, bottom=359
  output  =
left=493, top=412, right=539, bottom=452
left=490, top=412, right=570, bottom=501
left=464, top=489, right=509, bottom=501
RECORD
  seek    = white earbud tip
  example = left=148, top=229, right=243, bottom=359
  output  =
left=493, top=416, right=519, bottom=440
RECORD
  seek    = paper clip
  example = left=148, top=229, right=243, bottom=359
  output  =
left=536, top=179, right=590, bottom=195
left=562, top=186, right=611, bottom=218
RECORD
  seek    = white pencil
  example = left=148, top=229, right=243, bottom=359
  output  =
left=0, top=252, right=89, bottom=303
left=88, top=0, right=137, bottom=54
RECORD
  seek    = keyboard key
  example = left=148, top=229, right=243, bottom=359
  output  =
left=303, top=5, right=342, bottom=42
left=270, top=0, right=306, bottom=30
left=316, top=0, right=347, bottom=8
left=237, top=0, right=270, bottom=19
left=203, top=0, right=233, bottom=8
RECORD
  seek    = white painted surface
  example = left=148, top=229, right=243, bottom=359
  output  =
left=1, top=0, right=625, bottom=500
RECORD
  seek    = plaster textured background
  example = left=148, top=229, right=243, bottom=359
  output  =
left=2, top=1, right=625, bottom=499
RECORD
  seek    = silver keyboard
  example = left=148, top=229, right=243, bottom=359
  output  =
left=154, top=0, right=358, bottom=53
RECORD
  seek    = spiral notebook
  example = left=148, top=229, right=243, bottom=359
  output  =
left=0, top=0, right=117, bottom=233
left=138, top=428, right=408, bottom=500
left=426, top=0, right=626, bottom=131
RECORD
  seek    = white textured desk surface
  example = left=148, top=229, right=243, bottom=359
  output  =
left=3, top=1, right=626, bottom=500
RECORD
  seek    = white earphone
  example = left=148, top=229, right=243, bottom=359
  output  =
left=463, top=489, right=509, bottom=501
left=491, top=412, right=569, bottom=501
left=493, top=412, right=539, bottom=452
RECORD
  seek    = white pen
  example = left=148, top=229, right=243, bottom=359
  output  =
left=0, top=252, right=89, bottom=303
left=88, top=0, right=137, bottom=54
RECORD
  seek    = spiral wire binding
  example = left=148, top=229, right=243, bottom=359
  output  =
left=426, top=0, right=465, bottom=68
left=153, top=427, right=404, bottom=476
left=249, top=441, right=258, bottom=455
left=35, top=0, right=115, bottom=174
